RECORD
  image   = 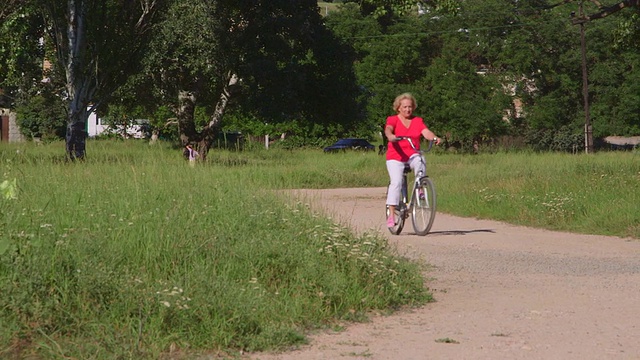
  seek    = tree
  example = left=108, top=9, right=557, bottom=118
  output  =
left=33, top=0, right=165, bottom=160
left=570, top=0, right=639, bottom=24
left=0, top=0, right=25, bottom=20
left=569, top=0, right=639, bottom=150
left=0, top=2, right=45, bottom=109
left=343, top=0, right=461, bottom=18
left=15, top=90, right=67, bottom=140
left=428, top=0, right=639, bottom=150
left=328, top=2, right=513, bottom=147
left=139, top=0, right=363, bottom=158
left=326, top=6, right=440, bottom=135
left=587, top=13, right=640, bottom=137
left=0, top=2, right=70, bottom=140
left=418, top=46, right=511, bottom=149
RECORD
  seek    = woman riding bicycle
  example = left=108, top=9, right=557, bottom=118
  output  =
left=385, top=93, right=441, bottom=228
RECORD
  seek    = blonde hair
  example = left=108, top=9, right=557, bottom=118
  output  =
left=393, top=93, right=417, bottom=112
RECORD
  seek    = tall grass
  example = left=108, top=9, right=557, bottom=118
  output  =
left=432, top=151, right=640, bottom=238
left=2, top=140, right=638, bottom=358
left=0, top=140, right=428, bottom=359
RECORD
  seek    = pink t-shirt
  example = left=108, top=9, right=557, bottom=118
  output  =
left=386, top=115, right=427, bottom=162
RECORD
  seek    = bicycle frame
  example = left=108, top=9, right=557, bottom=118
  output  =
left=386, top=137, right=436, bottom=235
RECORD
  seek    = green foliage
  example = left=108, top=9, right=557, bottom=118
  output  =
left=232, top=3, right=366, bottom=136
left=130, top=0, right=367, bottom=150
left=326, top=6, right=511, bottom=148
left=418, top=54, right=511, bottom=147
left=611, top=9, right=640, bottom=51
left=329, top=0, right=640, bottom=150
left=0, top=178, right=17, bottom=200
left=98, top=104, right=142, bottom=138
left=15, top=93, right=66, bottom=140
left=37, top=0, right=166, bottom=110
left=524, top=126, right=584, bottom=152
left=223, top=111, right=376, bottom=149
left=343, top=0, right=460, bottom=18
left=151, top=105, right=180, bottom=142
left=2, top=0, right=640, bottom=154
left=0, top=3, right=46, bottom=108
left=590, top=52, right=640, bottom=137
left=142, top=0, right=223, bottom=104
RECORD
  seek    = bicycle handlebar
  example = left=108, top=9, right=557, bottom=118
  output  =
left=391, top=136, right=434, bottom=152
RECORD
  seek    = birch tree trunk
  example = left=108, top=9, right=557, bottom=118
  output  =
left=41, top=0, right=162, bottom=160
left=63, top=0, right=92, bottom=160
left=194, top=73, right=239, bottom=160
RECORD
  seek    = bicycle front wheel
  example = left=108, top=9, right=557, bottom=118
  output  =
left=411, top=177, right=436, bottom=236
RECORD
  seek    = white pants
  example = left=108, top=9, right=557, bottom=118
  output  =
left=386, top=155, right=425, bottom=206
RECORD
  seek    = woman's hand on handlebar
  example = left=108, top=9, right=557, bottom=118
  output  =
left=389, top=136, right=405, bottom=142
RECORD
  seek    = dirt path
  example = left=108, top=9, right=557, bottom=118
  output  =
left=250, top=187, right=640, bottom=360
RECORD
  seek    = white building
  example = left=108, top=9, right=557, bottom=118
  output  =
left=87, top=110, right=109, bottom=137
left=86, top=109, right=149, bottom=139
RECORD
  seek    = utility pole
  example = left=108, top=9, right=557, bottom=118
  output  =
left=578, top=1, right=593, bottom=154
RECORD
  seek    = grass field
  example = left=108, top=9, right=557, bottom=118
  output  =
left=0, top=140, right=428, bottom=359
left=432, top=150, right=640, bottom=238
left=1, top=140, right=638, bottom=358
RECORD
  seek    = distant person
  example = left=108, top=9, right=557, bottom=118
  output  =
left=384, top=93, right=441, bottom=229
left=184, top=144, right=199, bottom=165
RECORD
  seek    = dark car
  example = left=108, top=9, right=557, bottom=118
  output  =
left=323, top=138, right=376, bottom=152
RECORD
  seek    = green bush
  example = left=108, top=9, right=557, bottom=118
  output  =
left=525, top=126, right=584, bottom=152
left=15, top=95, right=67, bottom=140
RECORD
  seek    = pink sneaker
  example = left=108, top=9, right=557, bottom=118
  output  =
left=386, top=216, right=395, bottom=228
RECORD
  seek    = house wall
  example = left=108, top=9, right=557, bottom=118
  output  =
left=87, top=110, right=109, bottom=137
left=0, top=108, right=25, bottom=142
left=0, top=107, right=141, bottom=141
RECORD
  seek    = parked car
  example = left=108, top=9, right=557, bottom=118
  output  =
left=323, top=138, right=376, bottom=152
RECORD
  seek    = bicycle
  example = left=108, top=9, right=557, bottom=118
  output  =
left=385, top=137, right=437, bottom=236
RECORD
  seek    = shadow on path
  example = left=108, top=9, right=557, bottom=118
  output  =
left=427, top=229, right=495, bottom=236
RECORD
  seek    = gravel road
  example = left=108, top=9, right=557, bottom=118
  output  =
left=250, top=187, right=640, bottom=360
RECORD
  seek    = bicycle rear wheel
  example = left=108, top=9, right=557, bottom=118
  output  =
left=386, top=178, right=408, bottom=235
left=411, top=177, right=436, bottom=236
left=386, top=204, right=405, bottom=235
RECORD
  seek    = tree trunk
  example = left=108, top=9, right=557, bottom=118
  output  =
left=177, top=90, right=200, bottom=144
left=176, top=73, right=238, bottom=161
left=197, top=73, right=239, bottom=160
left=63, top=0, right=93, bottom=161
left=65, top=109, right=89, bottom=161
left=65, top=100, right=91, bottom=161
left=176, top=90, right=202, bottom=161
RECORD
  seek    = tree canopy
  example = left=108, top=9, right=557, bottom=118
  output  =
left=1, top=0, right=638, bottom=154
left=125, top=0, right=365, bottom=157
left=1, top=0, right=166, bottom=159
left=326, top=0, right=639, bottom=151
